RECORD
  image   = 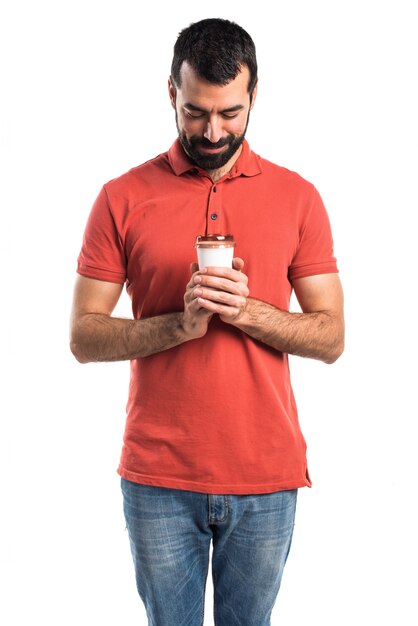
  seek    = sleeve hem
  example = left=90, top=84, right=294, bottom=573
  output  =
left=77, top=263, right=126, bottom=285
left=289, top=261, right=339, bottom=282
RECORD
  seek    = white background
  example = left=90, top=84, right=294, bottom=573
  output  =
left=2, top=0, right=417, bottom=624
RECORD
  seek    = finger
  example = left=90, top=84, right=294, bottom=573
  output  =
left=187, top=265, right=207, bottom=289
left=196, top=288, right=247, bottom=308
left=196, top=266, right=247, bottom=285
left=232, top=257, right=245, bottom=271
left=193, top=275, right=249, bottom=297
left=185, top=284, right=208, bottom=303
left=196, top=297, right=243, bottom=318
left=188, top=297, right=214, bottom=316
left=185, top=283, right=215, bottom=305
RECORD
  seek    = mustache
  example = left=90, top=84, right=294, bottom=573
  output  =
left=190, top=136, right=232, bottom=149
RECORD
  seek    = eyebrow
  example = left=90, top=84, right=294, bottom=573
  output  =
left=183, top=102, right=245, bottom=114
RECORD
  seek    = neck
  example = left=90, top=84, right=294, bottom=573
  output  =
left=206, top=144, right=243, bottom=182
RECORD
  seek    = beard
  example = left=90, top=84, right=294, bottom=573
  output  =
left=176, top=111, right=250, bottom=171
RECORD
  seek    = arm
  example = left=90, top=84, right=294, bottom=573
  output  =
left=70, top=271, right=213, bottom=363
left=233, top=274, right=344, bottom=364
left=191, top=260, right=344, bottom=364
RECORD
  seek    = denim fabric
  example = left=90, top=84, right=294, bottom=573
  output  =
left=121, top=479, right=297, bottom=626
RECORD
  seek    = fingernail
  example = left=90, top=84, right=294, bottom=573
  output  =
left=194, top=276, right=202, bottom=283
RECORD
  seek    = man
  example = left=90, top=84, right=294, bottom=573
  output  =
left=70, top=17, right=344, bottom=626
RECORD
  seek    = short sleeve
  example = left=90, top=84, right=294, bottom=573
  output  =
left=288, top=186, right=338, bottom=282
left=77, top=186, right=127, bottom=284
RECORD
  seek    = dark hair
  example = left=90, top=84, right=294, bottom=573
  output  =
left=171, top=18, right=258, bottom=95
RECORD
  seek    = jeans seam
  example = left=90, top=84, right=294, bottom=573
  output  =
left=200, top=546, right=209, bottom=626
left=222, top=495, right=229, bottom=522
left=209, top=495, right=230, bottom=524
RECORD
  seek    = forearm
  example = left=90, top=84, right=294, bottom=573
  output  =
left=233, top=297, right=344, bottom=364
left=70, top=312, right=188, bottom=363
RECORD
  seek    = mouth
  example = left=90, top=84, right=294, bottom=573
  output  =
left=198, top=144, right=228, bottom=154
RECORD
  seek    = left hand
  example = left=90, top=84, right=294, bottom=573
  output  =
left=191, top=257, right=250, bottom=324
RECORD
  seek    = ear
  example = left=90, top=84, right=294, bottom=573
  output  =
left=168, top=77, right=176, bottom=109
left=250, top=81, right=258, bottom=109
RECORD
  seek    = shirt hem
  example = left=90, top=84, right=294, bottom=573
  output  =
left=117, top=466, right=312, bottom=495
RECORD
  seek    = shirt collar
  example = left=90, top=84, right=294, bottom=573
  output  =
left=167, top=138, right=262, bottom=179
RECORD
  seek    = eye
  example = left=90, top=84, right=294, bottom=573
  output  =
left=185, top=110, right=205, bottom=119
left=222, top=113, right=239, bottom=119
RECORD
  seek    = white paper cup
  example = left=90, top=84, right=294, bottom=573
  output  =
left=195, top=235, right=236, bottom=269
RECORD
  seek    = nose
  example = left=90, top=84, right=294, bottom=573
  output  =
left=203, top=116, right=222, bottom=144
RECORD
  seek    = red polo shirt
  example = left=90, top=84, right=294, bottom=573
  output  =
left=77, top=139, right=338, bottom=494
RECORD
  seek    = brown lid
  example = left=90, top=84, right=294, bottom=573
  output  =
left=195, top=234, right=235, bottom=247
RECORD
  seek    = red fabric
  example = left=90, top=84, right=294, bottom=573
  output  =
left=77, top=139, right=338, bottom=494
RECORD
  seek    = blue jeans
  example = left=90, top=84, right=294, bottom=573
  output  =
left=121, top=479, right=297, bottom=626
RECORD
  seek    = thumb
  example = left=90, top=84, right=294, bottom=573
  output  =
left=232, top=257, right=245, bottom=271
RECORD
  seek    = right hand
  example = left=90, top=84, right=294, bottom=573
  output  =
left=182, top=263, right=214, bottom=339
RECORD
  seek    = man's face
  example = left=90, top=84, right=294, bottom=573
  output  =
left=169, top=62, right=257, bottom=171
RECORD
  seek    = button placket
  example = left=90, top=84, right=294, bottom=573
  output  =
left=206, top=183, right=223, bottom=233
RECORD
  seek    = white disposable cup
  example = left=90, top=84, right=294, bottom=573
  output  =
left=197, top=246, right=234, bottom=269
left=195, top=235, right=235, bottom=269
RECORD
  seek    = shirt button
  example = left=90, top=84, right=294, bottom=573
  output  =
left=213, top=186, right=217, bottom=192
left=211, top=213, right=218, bottom=220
